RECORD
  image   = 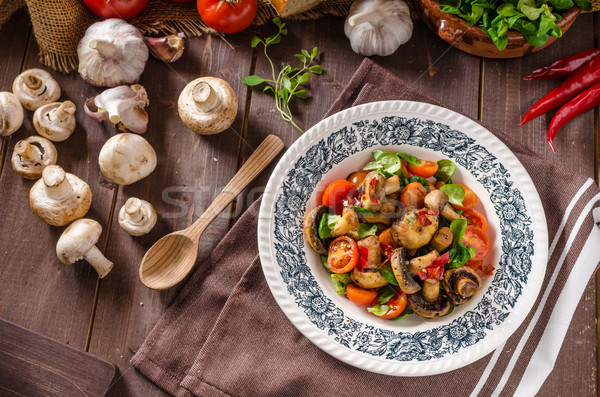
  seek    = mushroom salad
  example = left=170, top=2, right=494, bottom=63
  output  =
left=303, top=151, right=494, bottom=320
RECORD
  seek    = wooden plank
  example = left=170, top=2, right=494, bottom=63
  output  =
left=85, top=32, right=254, bottom=395
left=480, top=14, right=596, bottom=396
left=0, top=36, right=115, bottom=349
left=0, top=318, right=116, bottom=397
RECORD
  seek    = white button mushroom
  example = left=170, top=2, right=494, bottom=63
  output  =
left=98, top=133, right=157, bottom=185
left=177, top=77, right=237, bottom=135
left=84, top=85, right=149, bottom=134
left=33, top=100, right=77, bottom=142
left=56, top=218, right=114, bottom=278
left=77, top=19, right=149, bottom=87
left=11, top=136, right=58, bottom=179
left=0, top=91, right=24, bottom=136
left=118, top=197, right=157, bottom=236
left=12, top=68, right=61, bottom=111
left=29, top=165, right=92, bottom=226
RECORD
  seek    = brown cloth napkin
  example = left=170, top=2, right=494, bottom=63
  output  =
left=132, top=59, right=600, bottom=397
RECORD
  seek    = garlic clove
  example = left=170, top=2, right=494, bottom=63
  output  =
left=84, top=85, right=149, bottom=134
left=145, top=33, right=185, bottom=63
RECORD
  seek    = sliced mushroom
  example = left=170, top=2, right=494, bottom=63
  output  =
left=56, top=218, right=113, bottom=278
left=424, top=189, right=465, bottom=222
left=357, top=171, right=386, bottom=211
left=11, top=136, right=57, bottom=179
left=443, top=266, right=482, bottom=305
left=407, top=249, right=439, bottom=276
left=0, top=91, right=24, bottom=136
left=384, top=174, right=401, bottom=195
left=12, top=69, right=61, bottom=111
left=391, top=206, right=439, bottom=249
left=118, top=197, right=157, bottom=236
left=407, top=286, right=451, bottom=319
left=98, top=133, right=157, bottom=185
left=303, top=205, right=330, bottom=254
left=331, top=207, right=359, bottom=237
left=84, top=84, right=149, bottom=133
left=430, top=227, right=453, bottom=252
left=33, top=101, right=76, bottom=142
left=390, top=247, right=421, bottom=294
left=351, top=235, right=388, bottom=289
left=178, top=77, right=237, bottom=135
left=29, top=165, right=92, bottom=226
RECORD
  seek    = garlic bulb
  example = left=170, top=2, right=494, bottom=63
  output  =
left=84, top=85, right=149, bottom=134
left=78, top=19, right=149, bottom=87
left=344, top=0, right=413, bottom=57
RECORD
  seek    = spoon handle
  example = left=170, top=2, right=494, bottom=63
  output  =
left=189, top=134, right=284, bottom=236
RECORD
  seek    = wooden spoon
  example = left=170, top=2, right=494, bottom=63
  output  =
left=139, top=134, right=284, bottom=290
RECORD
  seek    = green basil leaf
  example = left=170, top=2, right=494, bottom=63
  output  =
left=450, top=218, right=468, bottom=243
left=241, top=75, right=266, bottom=86
left=434, top=159, right=456, bottom=182
left=378, top=263, right=399, bottom=286
left=363, top=160, right=382, bottom=171
left=372, top=150, right=384, bottom=160
left=440, top=184, right=465, bottom=206
left=367, top=303, right=389, bottom=317
left=397, top=152, right=421, bottom=166
left=448, top=244, right=471, bottom=268
left=409, top=176, right=430, bottom=192
left=357, top=223, right=378, bottom=239
left=318, top=213, right=340, bottom=239
left=353, top=206, right=375, bottom=215
left=377, top=287, right=396, bottom=304
left=331, top=273, right=353, bottom=294
left=321, top=254, right=333, bottom=274
left=574, top=0, right=592, bottom=10
left=398, top=171, right=410, bottom=187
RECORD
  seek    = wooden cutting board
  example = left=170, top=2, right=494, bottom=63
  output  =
left=0, top=319, right=116, bottom=396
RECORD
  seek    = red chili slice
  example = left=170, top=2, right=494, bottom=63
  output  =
left=356, top=246, right=369, bottom=271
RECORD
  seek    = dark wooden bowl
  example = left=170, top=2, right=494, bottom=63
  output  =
left=413, top=0, right=581, bottom=58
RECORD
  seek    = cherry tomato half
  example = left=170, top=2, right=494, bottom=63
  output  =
left=347, top=171, right=368, bottom=188
left=407, top=159, right=439, bottom=178
left=327, top=236, right=359, bottom=273
left=462, top=209, right=488, bottom=232
left=453, top=183, right=478, bottom=210
left=374, top=292, right=408, bottom=319
left=378, top=228, right=395, bottom=248
left=461, top=226, right=491, bottom=262
left=197, top=0, right=257, bottom=33
left=346, top=284, right=377, bottom=306
left=400, top=182, right=427, bottom=208
left=322, top=179, right=355, bottom=214
left=84, top=0, right=148, bottom=19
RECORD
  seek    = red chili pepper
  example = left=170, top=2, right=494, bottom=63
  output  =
left=520, top=55, right=600, bottom=126
left=380, top=243, right=393, bottom=257
left=524, top=48, right=600, bottom=81
left=356, top=246, right=369, bottom=271
left=417, top=209, right=439, bottom=226
left=431, top=251, right=450, bottom=268
left=416, top=263, right=445, bottom=280
left=481, top=264, right=495, bottom=276
left=547, top=81, right=600, bottom=153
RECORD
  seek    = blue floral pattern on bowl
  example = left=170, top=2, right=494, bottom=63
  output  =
left=272, top=116, right=533, bottom=361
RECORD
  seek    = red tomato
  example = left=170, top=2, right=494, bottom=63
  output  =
left=322, top=180, right=355, bottom=214
left=197, top=0, right=257, bottom=33
left=462, top=209, right=488, bottom=232
left=346, top=284, right=377, bottom=306
left=400, top=182, right=427, bottom=208
left=379, top=228, right=395, bottom=248
left=83, top=0, right=148, bottom=19
left=327, top=236, right=359, bottom=273
left=453, top=183, right=478, bottom=210
left=375, top=292, right=408, bottom=319
left=407, top=159, right=439, bottom=178
left=347, top=171, right=368, bottom=188
left=461, top=226, right=491, bottom=262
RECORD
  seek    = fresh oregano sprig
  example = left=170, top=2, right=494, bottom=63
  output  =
left=241, top=18, right=323, bottom=133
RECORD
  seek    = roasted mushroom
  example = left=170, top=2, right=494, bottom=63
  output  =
left=351, top=235, right=388, bottom=289
left=430, top=227, right=453, bottom=252
left=303, top=205, right=330, bottom=254
left=407, top=280, right=451, bottom=319
left=424, top=189, right=465, bottom=222
left=407, top=249, right=439, bottom=276
left=391, top=206, right=439, bottom=249
left=443, top=266, right=482, bottom=305
left=390, top=247, right=421, bottom=294
left=0, top=91, right=24, bottom=136
left=33, top=101, right=77, bottom=142
left=331, top=207, right=359, bottom=237
left=12, top=69, right=61, bottom=111
left=356, top=171, right=386, bottom=211
left=11, top=136, right=57, bottom=179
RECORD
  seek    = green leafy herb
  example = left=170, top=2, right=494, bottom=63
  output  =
left=440, top=184, right=465, bottom=206
left=363, top=151, right=402, bottom=177
left=376, top=287, right=396, bottom=305
left=318, top=213, right=340, bottom=239
left=449, top=218, right=468, bottom=243
left=331, top=273, right=353, bottom=294
left=398, top=171, right=410, bottom=187
left=378, top=263, right=399, bottom=286
left=397, top=152, right=421, bottom=166
left=367, top=303, right=389, bottom=316
left=353, top=206, right=375, bottom=216
left=433, top=159, right=456, bottom=182
left=241, top=18, right=323, bottom=133
left=320, top=254, right=333, bottom=274
left=409, top=176, right=430, bottom=192
left=448, top=242, right=476, bottom=268
left=357, top=223, right=378, bottom=239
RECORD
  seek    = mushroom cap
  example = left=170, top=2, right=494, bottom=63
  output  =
left=12, top=68, right=61, bottom=110
left=178, top=77, right=237, bottom=135
left=443, top=266, right=482, bottom=305
left=11, top=135, right=58, bottom=179
left=407, top=288, right=451, bottom=319
left=0, top=91, right=24, bottom=136
left=56, top=218, right=102, bottom=264
left=303, top=205, right=331, bottom=255
left=98, top=133, right=157, bottom=185
left=118, top=197, right=157, bottom=236
left=33, top=101, right=77, bottom=142
left=77, top=19, right=149, bottom=87
left=391, top=206, right=439, bottom=249
left=390, top=247, right=422, bottom=294
left=29, top=165, right=92, bottom=226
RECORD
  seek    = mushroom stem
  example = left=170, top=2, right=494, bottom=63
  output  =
left=23, top=74, right=44, bottom=93
left=441, top=203, right=466, bottom=221
left=89, top=39, right=124, bottom=62
left=15, top=140, right=43, bottom=164
left=423, top=279, right=440, bottom=303
left=192, top=81, right=220, bottom=113
left=124, top=197, right=145, bottom=223
left=83, top=245, right=114, bottom=278
left=50, top=100, right=76, bottom=122
left=457, top=278, right=478, bottom=298
left=42, top=166, right=73, bottom=200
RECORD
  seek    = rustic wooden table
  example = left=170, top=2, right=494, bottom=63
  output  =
left=0, top=8, right=598, bottom=396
